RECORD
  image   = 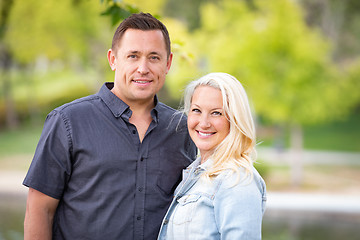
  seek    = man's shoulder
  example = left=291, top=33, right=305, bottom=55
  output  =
left=157, top=102, right=188, bottom=129
left=157, top=102, right=176, bottom=113
left=157, top=102, right=185, bottom=119
left=52, top=94, right=100, bottom=115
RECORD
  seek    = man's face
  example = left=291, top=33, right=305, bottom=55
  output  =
left=107, top=29, right=172, bottom=106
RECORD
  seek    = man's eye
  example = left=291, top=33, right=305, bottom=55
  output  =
left=150, top=56, right=160, bottom=60
left=128, top=55, right=137, bottom=59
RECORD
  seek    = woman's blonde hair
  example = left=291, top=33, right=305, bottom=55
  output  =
left=183, top=72, right=257, bottom=180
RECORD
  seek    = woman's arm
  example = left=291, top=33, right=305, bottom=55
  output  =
left=214, top=174, right=265, bottom=240
left=24, top=188, right=60, bottom=240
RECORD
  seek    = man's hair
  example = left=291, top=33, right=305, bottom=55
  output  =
left=111, top=12, right=171, bottom=57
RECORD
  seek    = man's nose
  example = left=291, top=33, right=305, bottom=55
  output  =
left=137, top=59, right=150, bottom=74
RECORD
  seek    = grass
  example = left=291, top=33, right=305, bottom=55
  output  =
left=303, top=111, right=360, bottom=152
left=0, top=111, right=359, bottom=167
left=258, top=111, right=360, bottom=152
left=0, top=124, right=43, bottom=170
left=0, top=124, right=42, bottom=157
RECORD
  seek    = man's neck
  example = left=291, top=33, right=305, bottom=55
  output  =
left=128, top=100, right=155, bottom=143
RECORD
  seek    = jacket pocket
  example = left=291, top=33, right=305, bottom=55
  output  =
left=171, top=194, right=201, bottom=225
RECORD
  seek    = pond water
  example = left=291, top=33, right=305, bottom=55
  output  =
left=263, top=209, right=360, bottom=240
left=1, top=194, right=359, bottom=240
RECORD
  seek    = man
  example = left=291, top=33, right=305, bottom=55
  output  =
left=23, top=13, right=196, bottom=240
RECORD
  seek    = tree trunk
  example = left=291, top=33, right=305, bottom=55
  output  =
left=320, top=0, right=345, bottom=60
left=290, top=123, right=303, bottom=187
left=0, top=0, right=18, bottom=129
left=0, top=49, right=19, bottom=129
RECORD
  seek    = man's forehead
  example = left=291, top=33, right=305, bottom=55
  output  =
left=121, top=29, right=165, bottom=43
left=116, top=30, right=167, bottom=53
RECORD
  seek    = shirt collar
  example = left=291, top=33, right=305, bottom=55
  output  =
left=186, top=157, right=214, bottom=172
left=199, top=158, right=214, bottom=171
left=97, top=82, right=159, bottom=121
left=151, top=96, right=159, bottom=123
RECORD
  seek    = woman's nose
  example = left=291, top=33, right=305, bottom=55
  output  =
left=198, top=114, right=211, bottom=128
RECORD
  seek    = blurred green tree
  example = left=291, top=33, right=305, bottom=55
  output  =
left=167, top=0, right=359, bottom=185
left=100, top=0, right=140, bottom=26
left=0, top=0, right=18, bottom=129
left=1, top=0, right=113, bottom=127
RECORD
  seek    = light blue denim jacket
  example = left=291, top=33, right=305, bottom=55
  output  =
left=157, top=157, right=266, bottom=240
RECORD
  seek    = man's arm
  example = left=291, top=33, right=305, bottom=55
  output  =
left=24, top=188, right=60, bottom=240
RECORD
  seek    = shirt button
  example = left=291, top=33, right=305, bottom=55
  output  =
left=132, top=130, right=136, bottom=134
left=164, top=219, right=169, bottom=225
left=137, top=216, right=141, bottom=220
left=138, top=187, right=143, bottom=192
left=140, top=157, right=144, bottom=161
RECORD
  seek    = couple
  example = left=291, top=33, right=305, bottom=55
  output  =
left=23, top=13, right=266, bottom=240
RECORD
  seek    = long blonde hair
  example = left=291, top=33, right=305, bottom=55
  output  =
left=183, top=72, right=257, bottom=180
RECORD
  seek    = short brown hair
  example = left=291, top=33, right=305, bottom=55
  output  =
left=111, top=13, right=171, bottom=57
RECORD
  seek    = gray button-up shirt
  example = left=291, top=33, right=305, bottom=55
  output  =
left=23, top=82, right=196, bottom=240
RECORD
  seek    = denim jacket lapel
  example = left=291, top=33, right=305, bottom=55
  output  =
left=175, top=157, right=214, bottom=197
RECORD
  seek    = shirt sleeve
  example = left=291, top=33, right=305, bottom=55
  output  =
left=214, top=172, right=265, bottom=240
left=23, top=109, right=73, bottom=200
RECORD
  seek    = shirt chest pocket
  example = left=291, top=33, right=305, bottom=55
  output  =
left=170, top=194, right=201, bottom=225
left=156, top=148, right=192, bottom=196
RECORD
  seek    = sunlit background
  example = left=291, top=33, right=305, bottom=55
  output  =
left=0, top=0, right=359, bottom=239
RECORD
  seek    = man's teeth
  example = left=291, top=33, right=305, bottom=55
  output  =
left=198, top=132, right=213, bottom=136
left=134, top=80, right=149, bottom=83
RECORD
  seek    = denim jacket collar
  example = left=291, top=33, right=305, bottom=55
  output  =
left=175, top=157, right=214, bottom=196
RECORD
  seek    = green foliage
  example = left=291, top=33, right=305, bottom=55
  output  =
left=163, top=18, right=202, bottom=99
left=123, top=0, right=167, bottom=16
left=0, top=0, right=14, bottom=39
left=101, top=0, right=140, bottom=26
left=164, top=0, right=217, bottom=31
left=100, top=0, right=169, bottom=26
left=0, top=0, right=113, bottom=127
left=4, top=0, right=109, bottom=64
left=254, top=159, right=271, bottom=180
left=0, top=69, right=99, bottom=126
left=192, top=0, right=358, bottom=126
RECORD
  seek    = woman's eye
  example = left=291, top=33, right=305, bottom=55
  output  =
left=212, top=111, right=222, bottom=116
left=191, top=108, right=200, bottom=113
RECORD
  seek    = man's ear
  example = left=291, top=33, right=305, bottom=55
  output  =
left=107, top=49, right=116, bottom=71
left=165, top=52, right=173, bottom=74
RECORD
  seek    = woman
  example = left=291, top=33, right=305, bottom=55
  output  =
left=158, top=72, right=266, bottom=240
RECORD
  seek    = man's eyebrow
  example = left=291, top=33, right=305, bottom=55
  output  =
left=125, top=50, right=163, bottom=56
left=127, top=50, right=139, bottom=54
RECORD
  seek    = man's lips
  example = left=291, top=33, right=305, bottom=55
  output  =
left=133, top=79, right=152, bottom=84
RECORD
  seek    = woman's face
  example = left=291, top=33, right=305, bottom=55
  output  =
left=187, top=86, right=230, bottom=162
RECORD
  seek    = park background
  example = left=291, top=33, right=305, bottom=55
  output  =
left=0, top=0, right=359, bottom=239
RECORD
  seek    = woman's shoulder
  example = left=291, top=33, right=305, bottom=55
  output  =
left=216, top=166, right=266, bottom=195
